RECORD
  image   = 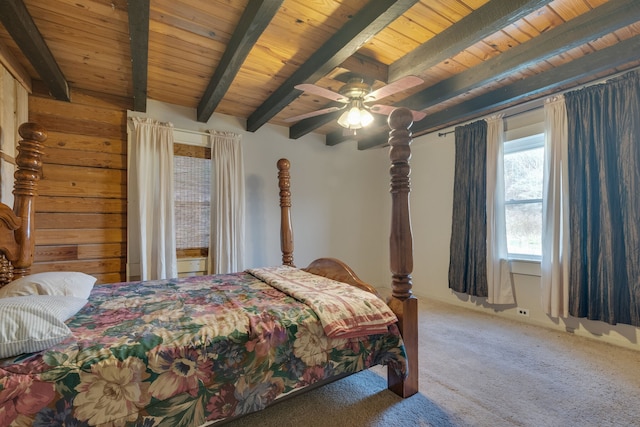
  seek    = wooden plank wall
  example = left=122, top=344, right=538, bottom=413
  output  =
left=28, top=86, right=130, bottom=284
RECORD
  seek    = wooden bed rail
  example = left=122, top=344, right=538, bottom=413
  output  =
left=386, top=107, right=419, bottom=398
left=0, top=123, right=46, bottom=285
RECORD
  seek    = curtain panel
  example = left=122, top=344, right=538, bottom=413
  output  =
left=128, top=117, right=178, bottom=280
left=209, top=131, right=245, bottom=275
left=449, top=120, right=488, bottom=297
left=541, top=96, right=570, bottom=318
left=564, top=70, right=640, bottom=326
left=485, top=115, right=514, bottom=305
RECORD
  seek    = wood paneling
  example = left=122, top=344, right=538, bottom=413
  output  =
left=1, top=0, right=638, bottom=137
left=38, top=196, right=125, bottom=213
left=30, top=258, right=125, bottom=275
left=35, top=228, right=125, bottom=245
left=35, top=243, right=125, bottom=261
left=44, top=146, right=126, bottom=169
left=45, top=131, right=125, bottom=155
left=15, top=0, right=131, bottom=98
left=92, top=272, right=124, bottom=285
left=35, top=213, right=125, bottom=229
left=29, top=88, right=128, bottom=284
left=38, top=177, right=125, bottom=198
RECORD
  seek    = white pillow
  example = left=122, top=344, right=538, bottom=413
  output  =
left=0, top=272, right=96, bottom=300
left=0, top=295, right=87, bottom=359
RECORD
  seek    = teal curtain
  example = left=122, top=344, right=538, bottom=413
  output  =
left=565, top=70, right=640, bottom=326
left=449, top=120, right=488, bottom=297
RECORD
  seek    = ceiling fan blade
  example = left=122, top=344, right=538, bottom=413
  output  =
left=410, top=109, right=427, bottom=121
left=284, top=106, right=344, bottom=123
left=294, top=84, right=349, bottom=103
left=366, top=75, right=424, bottom=101
left=369, top=104, right=427, bottom=121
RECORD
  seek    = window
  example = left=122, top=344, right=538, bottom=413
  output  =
left=503, top=133, right=544, bottom=259
left=173, top=142, right=211, bottom=259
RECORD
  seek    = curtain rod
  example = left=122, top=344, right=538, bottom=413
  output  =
left=174, top=127, right=209, bottom=137
left=437, top=99, right=545, bottom=138
left=127, top=117, right=210, bottom=137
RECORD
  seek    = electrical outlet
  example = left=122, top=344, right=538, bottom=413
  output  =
left=517, top=307, right=530, bottom=317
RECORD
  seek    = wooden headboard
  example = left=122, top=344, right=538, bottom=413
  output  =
left=0, top=123, right=46, bottom=285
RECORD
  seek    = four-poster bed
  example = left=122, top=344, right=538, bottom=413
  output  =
left=0, top=108, right=418, bottom=425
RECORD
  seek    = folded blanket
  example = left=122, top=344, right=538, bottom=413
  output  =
left=247, top=265, right=398, bottom=338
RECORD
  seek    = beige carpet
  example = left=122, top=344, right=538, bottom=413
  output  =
left=224, top=298, right=640, bottom=427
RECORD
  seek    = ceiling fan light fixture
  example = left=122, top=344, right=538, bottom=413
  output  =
left=291, top=75, right=424, bottom=128
left=337, top=100, right=373, bottom=129
left=360, top=109, right=374, bottom=127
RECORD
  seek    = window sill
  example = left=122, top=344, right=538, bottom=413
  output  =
left=509, top=258, right=541, bottom=277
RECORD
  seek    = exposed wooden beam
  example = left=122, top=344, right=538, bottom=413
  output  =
left=305, top=0, right=552, bottom=142
left=400, top=0, right=640, bottom=113
left=197, top=0, right=283, bottom=123
left=128, top=0, right=150, bottom=112
left=289, top=110, right=342, bottom=139
left=357, top=35, right=640, bottom=150
left=0, top=40, right=32, bottom=93
left=340, top=53, right=389, bottom=84
left=246, top=0, right=419, bottom=133
left=0, top=0, right=68, bottom=101
left=389, top=0, right=552, bottom=82
left=330, top=0, right=640, bottom=146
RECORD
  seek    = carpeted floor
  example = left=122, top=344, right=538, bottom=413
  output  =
left=224, top=298, right=640, bottom=427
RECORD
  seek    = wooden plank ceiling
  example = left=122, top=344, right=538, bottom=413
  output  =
left=1, top=0, right=639, bottom=149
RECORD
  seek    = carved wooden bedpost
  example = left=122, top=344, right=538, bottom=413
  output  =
left=386, top=108, right=419, bottom=398
left=278, top=158, right=294, bottom=267
left=5, top=123, right=46, bottom=281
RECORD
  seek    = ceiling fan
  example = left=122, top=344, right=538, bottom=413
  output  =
left=286, top=74, right=427, bottom=130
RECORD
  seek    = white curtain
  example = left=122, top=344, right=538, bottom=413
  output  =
left=541, top=96, right=570, bottom=318
left=128, top=117, right=177, bottom=280
left=208, top=131, right=245, bottom=274
left=485, top=115, right=515, bottom=304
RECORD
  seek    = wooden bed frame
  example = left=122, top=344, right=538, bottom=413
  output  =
left=0, top=122, right=46, bottom=285
left=0, top=108, right=418, bottom=399
left=277, top=107, right=418, bottom=398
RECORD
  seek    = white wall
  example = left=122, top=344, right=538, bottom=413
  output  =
left=406, top=125, right=640, bottom=351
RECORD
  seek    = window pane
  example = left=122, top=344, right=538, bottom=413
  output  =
left=505, top=202, right=542, bottom=256
left=174, top=155, right=210, bottom=250
left=504, top=146, right=544, bottom=201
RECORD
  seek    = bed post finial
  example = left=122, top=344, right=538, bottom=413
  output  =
left=278, top=158, right=294, bottom=267
left=386, top=107, right=418, bottom=398
left=12, top=123, right=46, bottom=279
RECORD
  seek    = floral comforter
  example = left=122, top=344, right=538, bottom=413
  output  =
left=0, top=270, right=407, bottom=426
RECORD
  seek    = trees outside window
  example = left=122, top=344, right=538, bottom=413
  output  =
left=503, top=133, right=544, bottom=259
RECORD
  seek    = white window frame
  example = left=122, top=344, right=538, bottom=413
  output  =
left=502, top=109, right=545, bottom=276
left=503, top=133, right=544, bottom=261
